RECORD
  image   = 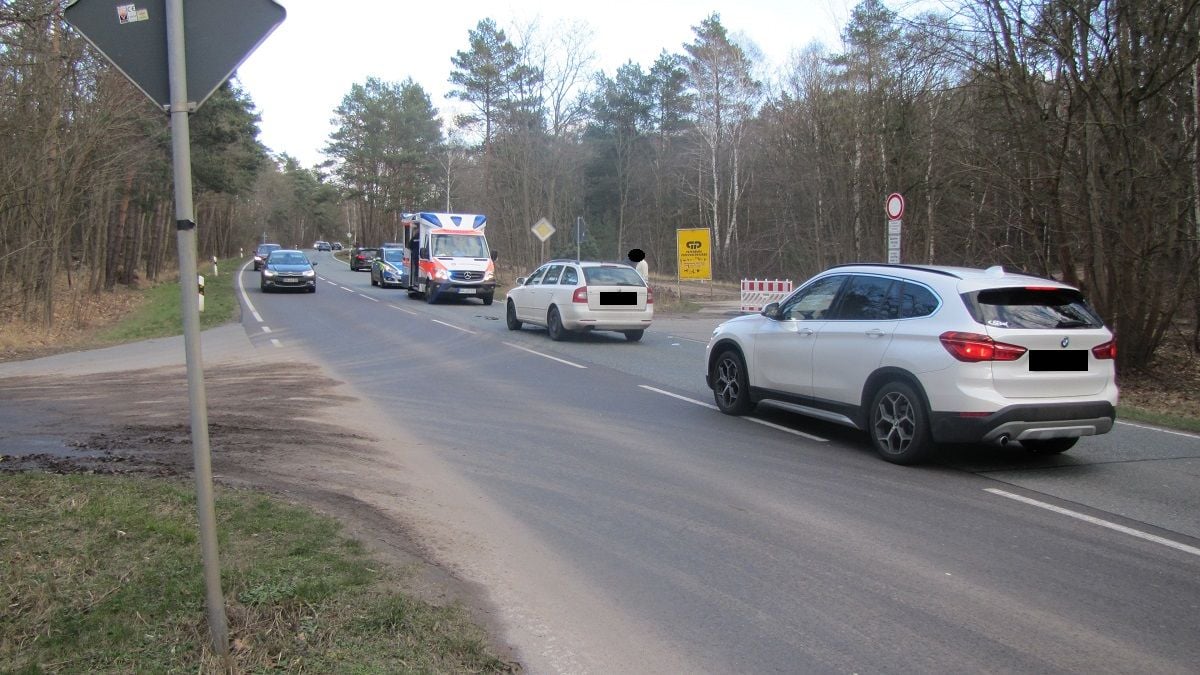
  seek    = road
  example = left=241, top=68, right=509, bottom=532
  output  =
left=244, top=251, right=1200, bottom=671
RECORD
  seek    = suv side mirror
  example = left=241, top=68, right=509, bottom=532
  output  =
left=762, top=302, right=782, bottom=320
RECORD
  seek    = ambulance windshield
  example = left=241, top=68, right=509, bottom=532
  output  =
left=431, top=234, right=488, bottom=258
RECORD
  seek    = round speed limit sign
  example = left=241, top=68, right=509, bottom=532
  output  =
left=885, top=193, right=905, bottom=220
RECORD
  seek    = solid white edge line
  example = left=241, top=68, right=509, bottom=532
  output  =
left=985, top=488, right=1200, bottom=558
left=1116, top=419, right=1200, bottom=440
left=236, top=260, right=263, bottom=323
left=432, top=319, right=475, bottom=334
left=389, top=304, right=418, bottom=315
left=502, top=342, right=587, bottom=368
left=637, top=385, right=828, bottom=442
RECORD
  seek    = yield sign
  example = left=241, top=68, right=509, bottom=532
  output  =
left=64, top=0, right=286, bottom=110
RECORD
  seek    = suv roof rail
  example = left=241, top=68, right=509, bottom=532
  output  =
left=825, top=262, right=964, bottom=279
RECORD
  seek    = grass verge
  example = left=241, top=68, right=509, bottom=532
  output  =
left=0, top=473, right=516, bottom=673
left=92, top=258, right=241, bottom=344
left=1116, top=406, right=1200, bottom=434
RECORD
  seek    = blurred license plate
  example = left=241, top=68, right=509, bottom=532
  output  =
left=1029, top=350, right=1086, bottom=371
left=600, top=292, right=636, bottom=305
left=457, top=287, right=475, bottom=294
left=282, top=278, right=299, bottom=284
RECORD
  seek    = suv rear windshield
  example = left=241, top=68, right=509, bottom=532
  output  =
left=963, top=287, right=1104, bottom=329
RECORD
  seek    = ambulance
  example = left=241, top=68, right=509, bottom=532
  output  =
left=400, top=212, right=496, bottom=304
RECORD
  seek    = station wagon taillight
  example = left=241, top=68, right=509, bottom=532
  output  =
left=572, top=286, right=588, bottom=303
left=939, top=331, right=1027, bottom=362
left=647, top=286, right=653, bottom=304
left=1092, top=339, right=1117, bottom=360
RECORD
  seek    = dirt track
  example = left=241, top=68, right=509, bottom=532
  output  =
left=0, top=360, right=522, bottom=665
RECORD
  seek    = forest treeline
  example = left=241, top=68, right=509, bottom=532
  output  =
left=2, top=0, right=1199, bottom=368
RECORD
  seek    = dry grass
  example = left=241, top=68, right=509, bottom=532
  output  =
left=0, top=279, right=149, bottom=362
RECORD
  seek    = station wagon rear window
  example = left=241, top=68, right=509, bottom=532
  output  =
left=963, top=287, right=1104, bottom=329
left=583, top=267, right=644, bottom=286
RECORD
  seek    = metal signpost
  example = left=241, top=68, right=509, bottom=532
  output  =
left=63, top=0, right=286, bottom=663
left=886, top=192, right=905, bottom=264
left=531, top=217, right=555, bottom=261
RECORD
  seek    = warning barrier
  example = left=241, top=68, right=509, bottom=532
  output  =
left=740, top=279, right=793, bottom=312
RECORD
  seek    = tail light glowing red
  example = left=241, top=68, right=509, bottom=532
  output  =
left=1092, top=339, right=1117, bottom=360
left=939, top=331, right=1027, bottom=362
left=572, top=286, right=588, bottom=303
left=647, top=286, right=654, bottom=304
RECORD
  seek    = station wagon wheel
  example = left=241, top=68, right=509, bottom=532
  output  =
left=1022, top=437, right=1078, bottom=454
left=711, top=350, right=752, bottom=415
left=506, top=300, right=522, bottom=330
left=547, top=306, right=568, bottom=341
left=869, top=381, right=933, bottom=465
left=623, top=329, right=644, bottom=342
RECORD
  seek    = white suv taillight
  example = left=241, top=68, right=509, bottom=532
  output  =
left=572, top=286, right=588, bottom=303
left=1092, top=339, right=1117, bottom=360
left=647, top=286, right=654, bottom=304
left=939, top=331, right=1027, bottom=362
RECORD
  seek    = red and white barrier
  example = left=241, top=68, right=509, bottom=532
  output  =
left=740, top=279, right=793, bottom=312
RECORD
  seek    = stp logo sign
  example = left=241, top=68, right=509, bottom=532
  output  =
left=885, top=193, right=905, bottom=220
left=687, top=240, right=702, bottom=250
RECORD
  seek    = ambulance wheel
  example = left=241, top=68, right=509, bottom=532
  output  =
left=425, top=286, right=437, bottom=304
left=481, top=293, right=494, bottom=306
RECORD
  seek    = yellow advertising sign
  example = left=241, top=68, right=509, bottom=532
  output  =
left=676, top=228, right=712, bottom=280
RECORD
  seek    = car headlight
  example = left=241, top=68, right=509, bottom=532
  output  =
left=435, top=268, right=449, bottom=280
left=263, top=269, right=276, bottom=277
left=484, top=270, right=494, bottom=281
left=303, top=269, right=315, bottom=277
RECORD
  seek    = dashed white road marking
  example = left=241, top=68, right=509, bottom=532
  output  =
left=986, top=488, right=1200, bottom=558
left=261, top=326, right=271, bottom=333
left=269, top=338, right=282, bottom=348
left=432, top=319, right=475, bottom=334
left=638, top=385, right=828, bottom=442
left=503, top=342, right=587, bottom=369
left=389, top=304, right=418, bottom=315
left=358, top=293, right=380, bottom=302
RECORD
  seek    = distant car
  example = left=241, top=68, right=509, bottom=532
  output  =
left=349, top=247, right=377, bottom=271
left=704, top=263, right=1118, bottom=464
left=331, top=242, right=343, bottom=251
left=260, top=249, right=317, bottom=293
left=371, top=247, right=408, bottom=288
left=506, top=260, right=653, bottom=341
left=252, top=243, right=281, bottom=271
left=314, top=240, right=331, bottom=251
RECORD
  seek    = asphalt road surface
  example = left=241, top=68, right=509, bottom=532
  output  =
left=231, top=250, right=1200, bottom=672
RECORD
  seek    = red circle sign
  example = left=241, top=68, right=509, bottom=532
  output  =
left=886, top=193, right=905, bottom=220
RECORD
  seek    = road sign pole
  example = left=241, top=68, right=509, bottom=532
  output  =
left=166, top=0, right=230, bottom=662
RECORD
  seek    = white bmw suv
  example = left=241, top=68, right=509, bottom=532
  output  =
left=705, top=264, right=1118, bottom=464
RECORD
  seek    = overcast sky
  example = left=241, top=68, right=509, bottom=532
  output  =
left=234, top=1, right=851, bottom=168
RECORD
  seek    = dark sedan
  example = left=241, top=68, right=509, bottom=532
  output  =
left=252, top=243, right=281, bottom=271
left=349, top=247, right=377, bottom=271
left=260, top=249, right=317, bottom=293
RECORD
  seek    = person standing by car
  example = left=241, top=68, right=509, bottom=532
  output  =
left=628, top=248, right=649, bottom=282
